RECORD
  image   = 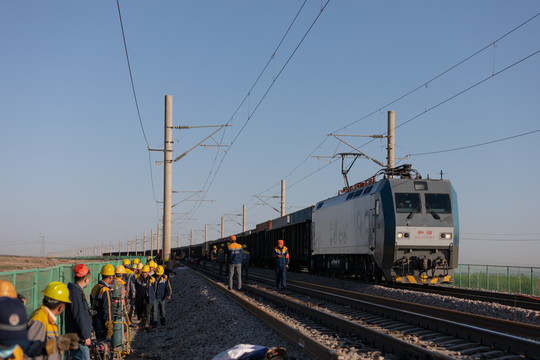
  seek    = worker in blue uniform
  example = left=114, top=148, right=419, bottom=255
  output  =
left=273, top=239, right=289, bottom=290
left=65, top=264, right=92, bottom=360
left=153, top=265, right=172, bottom=326
left=227, top=235, right=243, bottom=290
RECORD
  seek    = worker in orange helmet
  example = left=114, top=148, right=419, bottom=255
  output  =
left=273, top=239, right=290, bottom=290
left=227, top=235, right=243, bottom=291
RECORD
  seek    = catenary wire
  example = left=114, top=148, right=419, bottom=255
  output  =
left=249, top=12, right=540, bottom=199
left=116, top=0, right=159, bottom=206
left=186, top=1, right=332, bottom=222
left=408, top=128, right=540, bottom=156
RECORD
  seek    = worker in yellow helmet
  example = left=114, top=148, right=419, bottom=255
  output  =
left=90, top=264, right=115, bottom=341
left=27, top=282, right=79, bottom=360
left=134, top=265, right=155, bottom=330
left=152, top=266, right=172, bottom=326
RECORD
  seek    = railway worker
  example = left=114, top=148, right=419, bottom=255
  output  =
left=122, top=258, right=131, bottom=270
left=227, top=235, right=243, bottom=291
left=28, top=282, right=80, bottom=360
left=127, top=262, right=139, bottom=321
left=210, top=245, right=218, bottom=272
left=65, top=264, right=92, bottom=360
left=153, top=266, right=172, bottom=326
left=217, top=244, right=226, bottom=275
left=148, top=260, right=157, bottom=277
left=1, top=281, right=74, bottom=360
left=273, top=239, right=290, bottom=290
left=134, top=265, right=155, bottom=330
left=0, top=293, right=28, bottom=360
left=241, top=244, right=251, bottom=282
left=90, top=264, right=115, bottom=341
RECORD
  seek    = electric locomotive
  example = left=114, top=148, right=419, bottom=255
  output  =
left=311, top=164, right=458, bottom=283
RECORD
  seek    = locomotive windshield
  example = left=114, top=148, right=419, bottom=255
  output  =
left=395, top=193, right=421, bottom=213
left=425, top=193, right=451, bottom=214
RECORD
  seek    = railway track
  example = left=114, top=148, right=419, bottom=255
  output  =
left=385, top=283, right=540, bottom=311
left=190, top=264, right=540, bottom=359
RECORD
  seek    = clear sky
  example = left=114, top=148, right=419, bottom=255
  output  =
left=1, top=1, right=539, bottom=267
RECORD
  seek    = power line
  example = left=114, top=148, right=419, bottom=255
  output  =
left=116, top=0, right=159, bottom=206
left=116, top=0, right=149, bottom=147
left=408, top=128, right=540, bottom=156
left=249, top=12, right=540, bottom=202
left=188, top=0, right=331, bottom=220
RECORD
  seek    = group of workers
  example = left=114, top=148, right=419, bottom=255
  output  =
left=192, top=236, right=290, bottom=291
left=0, top=256, right=173, bottom=360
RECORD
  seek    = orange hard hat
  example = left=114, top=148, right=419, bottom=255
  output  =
left=0, top=280, right=17, bottom=299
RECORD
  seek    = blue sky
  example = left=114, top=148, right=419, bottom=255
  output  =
left=1, top=1, right=539, bottom=267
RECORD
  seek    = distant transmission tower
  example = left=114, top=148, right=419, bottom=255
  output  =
left=40, top=233, right=46, bottom=257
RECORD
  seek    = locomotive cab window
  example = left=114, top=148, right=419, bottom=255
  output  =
left=395, top=193, right=421, bottom=213
left=425, top=193, right=451, bottom=214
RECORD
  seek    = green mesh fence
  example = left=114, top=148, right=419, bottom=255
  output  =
left=0, top=256, right=140, bottom=333
left=454, top=264, right=540, bottom=295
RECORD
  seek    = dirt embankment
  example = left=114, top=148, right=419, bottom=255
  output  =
left=0, top=255, right=101, bottom=272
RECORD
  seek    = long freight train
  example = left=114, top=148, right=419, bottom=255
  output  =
left=111, top=164, right=459, bottom=284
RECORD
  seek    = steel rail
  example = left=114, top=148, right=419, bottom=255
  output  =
left=249, top=274, right=540, bottom=359
left=385, top=283, right=540, bottom=311
left=191, top=266, right=458, bottom=359
left=188, top=268, right=342, bottom=360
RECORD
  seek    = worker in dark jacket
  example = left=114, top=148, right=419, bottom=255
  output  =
left=227, top=235, right=243, bottom=290
left=241, top=244, right=251, bottom=282
left=217, top=244, right=226, bottom=275
left=153, top=266, right=172, bottom=326
left=65, top=264, right=92, bottom=360
left=90, top=264, right=114, bottom=341
left=273, top=239, right=290, bottom=290
left=134, top=265, right=155, bottom=330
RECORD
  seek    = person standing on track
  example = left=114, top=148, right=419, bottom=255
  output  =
left=210, top=245, right=218, bottom=272
left=273, top=239, right=290, bottom=290
left=65, top=264, right=92, bottom=360
left=217, top=244, right=225, bottom=275
left=227, top=235, right=243, bottom=291
left=241, top=244, right=250, bottom=282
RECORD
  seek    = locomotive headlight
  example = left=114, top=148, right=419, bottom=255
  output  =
left=404, top=232, right=409, bottom=238
left=397, top=232, right=409, bottom=239
left=440, top=233, right=452, bottom=239
left=397, top=233, right=403, bottom=239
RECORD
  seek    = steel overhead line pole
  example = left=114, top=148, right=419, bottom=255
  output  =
left=163, top=95, right=173, bottom=263
left=387, top=110, right=395, bottom=176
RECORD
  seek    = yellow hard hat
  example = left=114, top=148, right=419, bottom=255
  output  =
left=0, top=280, right=17, bottom=299
left=155, top=265, right=164, bottom=276
left=115, top=265, right=126, bottom=275
left=213, top=245, right=217, bottom=249
left=149, top=260, right=157, bottom=268
left=122, top=259, right=131, bottom=266
left=137, top=263, right=144, bottom=270
left=242, top=244, right=247, bottom=249
left=133, top=258, right=140, bottom=265
left=164, top=257, right=169, bottom=263
left=42, top=282, right=71, bottom=303
left=100, top=264, right=115, bottom=276
left=131, top=262, right=138, bottom=269
left=142, top=265, right=150, bottom=273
